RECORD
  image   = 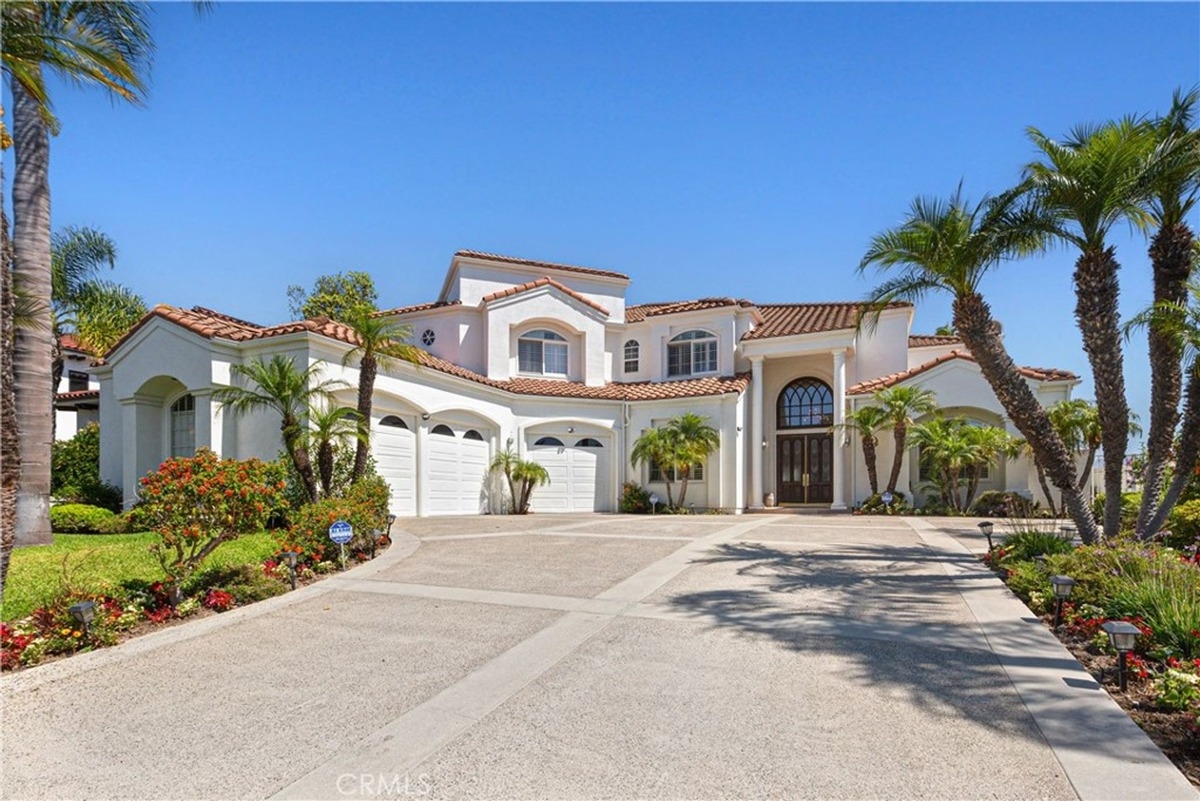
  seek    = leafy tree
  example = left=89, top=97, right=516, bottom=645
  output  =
left=841, top=405, right=890, bottom=495
left=669, top=413, right=720, bottom=509
left=213, top=355, right=348, bottom=504
left=934, top=323, right=957, bottom=336
left=873, top=385, right=938, bottom=495
left=630, top=427, right=679, bottom=509
left=341, top=309, right=422, bottom=481
left=1023, top=118, right=1154, bottom=538
left=488, top=449, right=550, bottom=514
left=1046, top=399, right=1103, bottom=492
left=859, top=186, right=1101, bottom=543
left=287, top=270, right=378, bottom=321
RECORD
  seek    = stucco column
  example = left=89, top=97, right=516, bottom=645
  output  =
left=192, top=389, right=217, bottom=456
left=749, top=356, right=764, bottom=509
left=831, top=349, right=847, bottom=510
left=415, top=418, right=430, bottom=517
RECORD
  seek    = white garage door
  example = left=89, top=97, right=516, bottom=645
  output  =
left=527, top=435, right=610, bottom=513
left=428, top=425, right=490, bottom=515
left=374, top=416, right=416, bottom=517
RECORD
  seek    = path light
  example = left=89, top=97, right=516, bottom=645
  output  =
left=282, top=551, right=298, bottom=591
left=68, top=601, right=96, bottom=638
left=1101, top=620, right=1142, bottom=692
left=978, top=521, right=995, bottom=551
left=1059, top=524, right=1077, bottom=542
left=370, top=529, right=381, bottom=559
left=649, top=493, right=660, bottom=515
left=1049, top=575, right=1075, bottom=628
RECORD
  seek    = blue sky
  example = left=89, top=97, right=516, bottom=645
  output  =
left=7, top=2, right=1199, bottom=434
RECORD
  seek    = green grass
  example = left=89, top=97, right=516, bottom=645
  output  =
left=1, top=532, right=280, bottom=622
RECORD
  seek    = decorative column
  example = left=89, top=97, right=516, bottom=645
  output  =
left=415, top=418, right=429, bottom=518
left=750, top=356, right=764, bottom=509
left=831, top=349, right=847, bottom=510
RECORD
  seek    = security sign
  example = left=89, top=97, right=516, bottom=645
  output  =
left=328, top=520, right=353, bottom=544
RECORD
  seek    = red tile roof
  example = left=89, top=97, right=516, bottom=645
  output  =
left=373, top=300, right=461, bottom=317
left=58, top=333, right=88, bottom=353
left=456, top=249, right=629, bottom=281
left=847, top=350, right=1078, bottom=396
left=55, top=389, right=100, bottom=402
left=908, top=334, right=963, bottom=348
left=625, top=298, right=756, bottom=322
left=480, top=277, right=610, bottom=316
left=742, top=302, right=910, bottom=340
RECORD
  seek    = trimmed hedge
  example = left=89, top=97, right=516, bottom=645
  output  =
left=49, top=503, right=116, bottom=534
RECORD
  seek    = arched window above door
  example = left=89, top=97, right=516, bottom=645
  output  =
left=777, top=378, right=834, bottom=429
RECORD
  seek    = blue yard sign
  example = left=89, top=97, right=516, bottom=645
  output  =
left=328, top=520, right=353, bottom=544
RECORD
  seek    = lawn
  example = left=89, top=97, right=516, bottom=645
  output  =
left=2, top=532, right=280, bottom=621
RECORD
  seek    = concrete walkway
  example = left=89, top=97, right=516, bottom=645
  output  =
left=2, top=513, right=1195, bottom=800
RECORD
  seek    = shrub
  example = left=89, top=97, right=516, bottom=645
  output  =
left=1042, top=544, right=1163, bottom=607
left=619, top=482, right=651, bottom=514
left=859, top=491, right=910, bottom=515
left=1107, top=572, right=1200, bottom=660
left=94, top=510, right=139, bottom=535
left=137, top=449, right=287, bottom=599
left=1092, top=491, right=1141, bottom=533
left=1154, top=667, right=1200, bottom=712
left=277, top=477, right=391, bottom=566
left=277, top=447, right=378, bottom=514
left=970, top=491, right=1036, bottom=518
left=51, top=424, right=123, bottom=512
left=1165, top=500, right=1200, bottom=550
left=49, top=503, right=116, bottom=533
left=998, top=529, right=1075, bottom=563
left=187, top=563, right=288, bottom=605
left=1004, top=560, right=1052, bottom=612
left=202, top=589, right=236, bottom=612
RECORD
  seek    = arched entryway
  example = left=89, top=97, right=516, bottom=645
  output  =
left=776, top=378, right=834, bottom=504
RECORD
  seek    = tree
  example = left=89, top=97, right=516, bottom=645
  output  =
left=4, top=0, right=153, bottom=548
left=630, top=427, right=679, bottom=509
left=934, top=324, right=957, bottom=337
left=1023, top=118, right=1154, bottom=538
left=342, top=309, right=422, bottom=481
left=873, top=385, right=938, bottom=495
left=213, top=355, right=348, bottom=504
left=488, top=449, right=550, bottom=514
left=0, top=183, right=17, bottom=599
left=669, top=413, right=720, bottom=509
left=841, top=405, right=890, bottom=495
left=962, top=424, right=1023, bottom=510
left=910, top=417, right=978, bottom=512
left=306, top=403, right=363, bottom=498
left=287, top=270, right=378, bottom=321
left=859, top=187, right=1101, bottom=543
left=1046, top=399, right=1103, bottom=492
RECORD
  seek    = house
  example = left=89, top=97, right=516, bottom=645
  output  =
left=56, top=334, right=101, bottom=440
left=93, top=249, right=1080, bottom=515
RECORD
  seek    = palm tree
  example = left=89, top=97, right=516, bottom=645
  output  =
left=631, top=426, right=680, bottom=509
left=860, top=187, right=1101, bottom=543
left=4, top=1, right=153, bottom=547
left=306, top=403, right=363, bottom=498
left=0, top=197, right=18, bottom=599
left=1046, top=399, right=1103, bottom=492
left=512, top=460, right=551, bottom=514
left=962, top=425, right=1023, bottom=510
left=841, top=404, right=890, bottom=495
left=1023, top=118, right=1155, bottom=538
left=341, top=309, right=422, bottom=482
left=873, top=385, right=938, bottom=495
left=1135, top=89, right=1200, bottom=534
left=68, top=280, right=146, bottom=355
left=489, top=449, right=523, bottom=514
left=670, top=413, right=720, bottom=509
left=910, top=417, right=978, bottom=512
left=213, top=355, right=348, bottom=503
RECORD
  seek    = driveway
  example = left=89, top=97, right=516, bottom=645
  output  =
left=2, top=513, right=1195, bottom=800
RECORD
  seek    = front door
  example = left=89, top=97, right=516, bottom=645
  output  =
left=777, top=433, right=833, bottom=504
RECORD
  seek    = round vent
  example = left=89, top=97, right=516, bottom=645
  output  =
left=421, top=329, right=436, bottom=346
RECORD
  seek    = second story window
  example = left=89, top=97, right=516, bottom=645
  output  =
left=623, top=340, right=639, bottom=373
left=518, top=329, right=568, bottom=376
left=667, top=330, right=717, bottom=377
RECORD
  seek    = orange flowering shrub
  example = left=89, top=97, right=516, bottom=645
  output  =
left=276, top=476, right=390, bottom=566
left=138, top=449, right=286, bottom=597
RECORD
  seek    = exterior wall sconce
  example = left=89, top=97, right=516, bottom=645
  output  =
left=567, top=427, right=575, bottom=433
left=1049, top=575, right=1075, bottom=627
left=761, top=440, right=768, bottom=448
left=421, top=413, right=431, bottom=421
left=1101, top=620, right=1142, bottom=692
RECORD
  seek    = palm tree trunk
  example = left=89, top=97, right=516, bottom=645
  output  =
left=11, top=77, right=54, bottom=547
left=1, top=172, right=19, bottom=598
left=1074, top=247, right=1129, bottom=538
left=677, top=468, right=690, bottom=509
left=862, top=436, right=879, bottom=495
left=1144, top=363, right=1200, bottom=538
left=965, top=466, right=981, bottom=511
left=281, top=420, right=318, bottom=502
left=953, top=292, right=1100, bottom=543
left=886, top=424, right=906, bottom=493
left=1076, top=446, right=1097, bottom=493
left=1136, top=222, right=1193, bottom=534
left=317, top=441, right=334, bottom=498
left=352, top=353, right=377, bottom=481
left=1034, top=459, right=1058, bottom=516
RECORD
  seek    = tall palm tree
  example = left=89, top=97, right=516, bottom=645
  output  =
left=631, top=426, right=680, bottom=510
left=341, top=310, right=422, bottom=482
left=860, top=187, right=1101, bottom=543
left=841, top=404, right=890, bottom=495
left=1023, top=118, right=1154, bottom=538
left=670, top=413, right=720, bottom=509
left=873, top=385, right=938, bottom=495
left=1135, top=89, right=1200, bottom=534
left=306, top=403, right=363, bottom=499
left=0, top=193, right=18, bottom=599
left=4, top=1, right=153, bottom=547
left=213, top=355, right=347, bottom=504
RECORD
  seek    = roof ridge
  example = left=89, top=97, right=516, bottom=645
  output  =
left=190, top=306, right=263, bottom=329
left=456, top=249, right=629, bottom=281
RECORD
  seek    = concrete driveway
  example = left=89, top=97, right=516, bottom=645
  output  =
left=2, top=513, right=1195, bottom=800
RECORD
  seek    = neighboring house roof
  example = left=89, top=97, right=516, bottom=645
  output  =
left=625, top=298, right=756, bottom=322
left=58, top=333, right=89, bottom=353
left=908, top=334, right=962, bottom=348
left=847, top=350, right=1078, bottom=396
left=743, top=302, right=910, bottom=340
left=480, top=277, right=610, bottom=316
left=455, top=249, right=629, bottom=281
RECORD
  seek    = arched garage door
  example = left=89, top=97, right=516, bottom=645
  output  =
left=427, top=425, right=490, bottom=515
left=527, top=435, right=611, bottom=513
left=374, top=416, right=416, bottom=517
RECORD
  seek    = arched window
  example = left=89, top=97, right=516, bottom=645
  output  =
left=518, top=329, right=568, bottom=375
left=534, top=436, right=564, bottom=447
left=667, top=330, right=717, bottom=376
left=170, top=394, right=195, bottom=458
left=379, top=415, right=408, bottom=429
left=777, top=378, right=834, bottom=429
left=623, top=340, right=640, bottom=373
left=431, top=424, right=455, bottom=437
left=463, top=429, right=484, bottom=441
left=575, top=438, right=603, bottom=448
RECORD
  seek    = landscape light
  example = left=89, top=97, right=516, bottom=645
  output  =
left=978, top=521, right=994, bottom=551
left=282, top=551, right=298, bottom=591
left=1049, top=575, right=1075, bottom=628
left=1059, top=524, right=1077, bottom=542
left=1101, top=620, right=1142, bottom=692
left=68, top=601, right=96, bottom=637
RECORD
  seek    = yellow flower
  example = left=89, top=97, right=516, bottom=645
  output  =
left=72, top=631, right=82, bottom=638
left=59, top=628, right=71, bottom=636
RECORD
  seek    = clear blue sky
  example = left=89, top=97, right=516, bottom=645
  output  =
left=7, top=2, right=1199, bottom=436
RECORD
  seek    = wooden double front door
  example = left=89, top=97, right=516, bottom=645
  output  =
left=777, top=433, right=833, bottom=504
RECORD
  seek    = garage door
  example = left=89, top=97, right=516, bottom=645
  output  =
left=527, top=435, right=610, bottom=513
left=374, top=415, right=416, bottom=517
left=427, top=425, right=490, bottom=515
